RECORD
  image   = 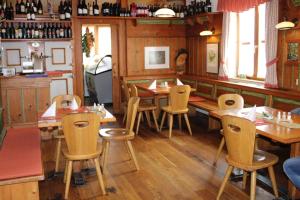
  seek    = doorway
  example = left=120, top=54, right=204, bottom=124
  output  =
left=82, top=24, right=113, bottom=106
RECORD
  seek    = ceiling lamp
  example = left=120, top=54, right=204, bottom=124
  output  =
left=200, top=27, right=215, bottom=36
left=154, top=8, right=175, bottom=18
left=275, top=18, right=298, bottom=30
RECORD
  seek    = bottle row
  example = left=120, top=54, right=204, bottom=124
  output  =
left=0, top=22, right=72, bottom=40
left=77, top=0, right=212, bottom=17
left=0, top=0, right=72, bottom=21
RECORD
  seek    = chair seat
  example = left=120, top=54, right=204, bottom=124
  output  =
left=62, top=146, right=102, bottom=160
left=226, top=149, right=278, bottom=171
left=139, top=91, right=154, bottom=98
left=99, top=128, right=134, bottom=141
left=162, top=106, right=188, bottom=114
left=138, top=102, right=157, bottom=111
left=283, top=157, right=300, bottom=188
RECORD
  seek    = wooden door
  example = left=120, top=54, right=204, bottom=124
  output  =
left=37, top=87, right=51, bottom=114
left=23, top=88, right=37, bottom=123
left=6, top=89, right=23, bottom=125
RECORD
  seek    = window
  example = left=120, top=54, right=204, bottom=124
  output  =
left=227, top=3, right=266, bottom=80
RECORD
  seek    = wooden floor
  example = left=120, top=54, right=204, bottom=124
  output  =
left=39, top=113, right=285, bottom=200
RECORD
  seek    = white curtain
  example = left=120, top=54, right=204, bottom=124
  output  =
left=264, top=0, right=278, bottom=88
left=218, top=12, right=231, bottom=80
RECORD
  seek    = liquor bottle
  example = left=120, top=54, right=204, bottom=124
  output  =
left=82, top=0, right=88, bottom=16
left=17, top=23, right=22, bottom=38
left=205, top=0, right=211, bottom=12
left=20, top=0, right=25, bottom=14
left=1, top=23, right=6, bottom=39
left=67, top=24, right=72, bottom=38
left=65, top=1, right=71, bottom=20
left=88, top=3, right=93, bottom=16
left=21, top=22, right=26, bottom=38
left=15, top=0, right=20, bottom=14
left=25, top=0, right=30, bottom=13
left=43, top=23, right=47, bottom=38
left=93, top=0, right=99, bottom=16
left=102, top=3, right=109, bottom=16
left=37, top=0, right=43, bottom=15
left=77, top=0, right=82, bottom=16
left=33, top=23, right=38, bottom=38
left=51, top=23, right=56, bottom=38
left=9, top=3, right=14, bottom=19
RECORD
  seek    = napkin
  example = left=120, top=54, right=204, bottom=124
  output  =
left=42, top=102, right=56, bottom=117
left=177, top=78, right=183, bottom=85
left=245, top=105, right=256, bottom=122
left=148, top=80, right=156, bottom=89
left=70, top=98, right=79, bottom=110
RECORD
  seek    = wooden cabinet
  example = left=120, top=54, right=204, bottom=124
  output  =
left=1, top=76, right=51, bottom=127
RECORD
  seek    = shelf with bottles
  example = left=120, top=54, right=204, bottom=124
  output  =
left=1, top=0, right=72, bottom=21
left=0, top=21, right=72, bottom=41
left=1, top=38, right=72, bottom=42
left=5, top=17, right=72, bottom=23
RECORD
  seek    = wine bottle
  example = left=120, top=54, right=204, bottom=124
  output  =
left=59, top=1, right=65, bottom=20
left=32, top=0, right=37, bottom=13
left=93, top=0, right=99, bottom=16
left=31, top=4, right=35, bottom=20
left=20, top=0, right=25, bottom=14
left=37, top=0, right=43, bottom=15
left=26, top=4, right=31, bottom=20
left=15, top=0, right=20, bottom=14
left=82, top=0, right=88, bottom=16
left=206, top=0, right=212, bottom=12
left=88, top=3, right=93, bottom=16
left=65, top=1, right=71, bottom=20
left=77, top=0, right=82, bottom=16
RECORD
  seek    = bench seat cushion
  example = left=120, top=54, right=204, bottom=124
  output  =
left=0, top=127, right=42, bottom=181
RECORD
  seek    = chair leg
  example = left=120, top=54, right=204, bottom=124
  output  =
left=126, top=140, right=139, bottom=170
left=214, top=137, right=225, bottom=165
left=250, top=171, right=257, bottom=200
left=160, top=112, right=166, bottom=131
left=101, top=140, right=110, bottom=173
left=145, top=111, right=152, bottom=128
left=94, top=158, right=106, bottom=195
left=183, top=113, right=192, bottom=136
left=151, top=110, right=159, bottom=132
left=136, top=112, right=142, bottom=135
left=168, top=114, right=173, bottom=138
left=123, top=107, right=127, bottom=124
left=268, top=166, right=279, bottom=198
left=242, top=171, right=248, bottom=189
left=178, top=114, right=182, bottom=131
left=55, top=138, right=62, bottom=173
left=64, top=160, right=73, bottom=199
left=217, top=165, right=234, bottom=200
left=63, top=160, right=68, bottom=183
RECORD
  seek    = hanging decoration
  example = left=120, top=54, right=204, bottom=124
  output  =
left=82, top=27, right=94, bottom=58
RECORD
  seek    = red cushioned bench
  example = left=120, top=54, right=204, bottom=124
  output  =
left=0, top=127, right=44, bottom=200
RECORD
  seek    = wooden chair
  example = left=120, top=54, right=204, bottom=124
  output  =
left=99, top=97, right=140, bottom=172
left=130, top=84, right=159, bottom=135
left=217, top=115, right=278, bottom=200
left=214, top=94, right=244, bottom=164
left=122, top=80, right=131, bottom=124
left=52, top=95, right=81, bottom=173
left=62, top=112, right=106, bottom=199
left=160, top=85, right=192, bottom=138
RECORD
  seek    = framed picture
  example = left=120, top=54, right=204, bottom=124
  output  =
left=287, top=43, right=299, bottom=61
left=144, top=46, right=170, bottom=69
left=51, top=48, right=66, bottom=65
left=6, top=49, right=21, bottom=66
left=206, top=43, right=219, bottom=74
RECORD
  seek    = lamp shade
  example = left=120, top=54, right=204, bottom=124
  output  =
left=154, top=8, right=175, bottom=18
left=275, top=21, right=295, bottom=30
left=200, top=30, right=213, bottom=36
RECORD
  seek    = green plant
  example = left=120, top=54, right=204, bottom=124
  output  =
left=82, top=27, right=95, bottom=57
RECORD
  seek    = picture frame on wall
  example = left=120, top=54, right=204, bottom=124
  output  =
left=144, top=46, right=170, bottom=69
left=206, top=43, right=219, bottom=73
left=287, top=42, right=299, bottom=61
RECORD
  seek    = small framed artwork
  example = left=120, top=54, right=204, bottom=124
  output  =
left=287, top=42, right=299, bottom=61
left=145, top=46, right=170, bottom=69
left=51, top=48, right=66, bottom=65
left=206, top=43, right=219, bottom=74
left=6, top=49, right=21, bottom=66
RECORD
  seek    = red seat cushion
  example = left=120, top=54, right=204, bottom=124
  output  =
left=0, top=127, right=43, bottom=181
left=188, top=95, right=206, bottom=102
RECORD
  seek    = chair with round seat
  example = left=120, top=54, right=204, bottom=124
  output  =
left=214, top=93, right=244, bottom=164
left=62, top=112, right=106, bottom=199
left=99, top=97, right=140, bottom=172
left=52, top=95, right=82, bottom=173
left=283, top=157, right=300, bottom=190
left=217, top=115, right=279, bottom=200
left=122, top=80, right=131, bottom=124
left=160, top=85, right=192, bottom=138
left=130, top=84, right=159, bottom=135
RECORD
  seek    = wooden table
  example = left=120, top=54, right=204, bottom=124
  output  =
left=38, top=107, right=116, bottom=128
left=210, top=106, right=300, bottom=199
left=136, top=83, right=196, bottom=116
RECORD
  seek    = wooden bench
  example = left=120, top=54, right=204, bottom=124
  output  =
left=0, top=127, right=44, bottom=200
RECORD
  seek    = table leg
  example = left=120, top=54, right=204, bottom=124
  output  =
left=154, top=95, right=160, bottom=118
left=289, top=142, right=300, bottom=200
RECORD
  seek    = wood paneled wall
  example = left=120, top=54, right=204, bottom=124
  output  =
left=277, top=0, right=300, bottom=91
left=126, top=20, right=186, bottom=76
left=185, top=13, right=223, bottom=78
